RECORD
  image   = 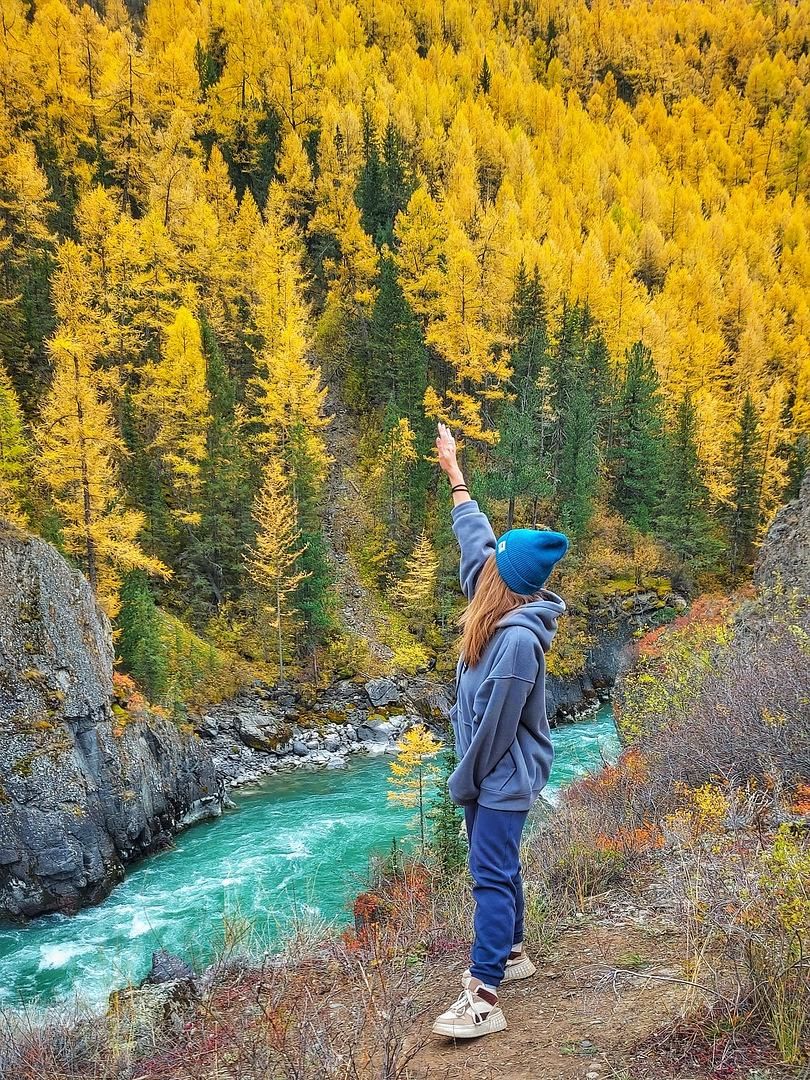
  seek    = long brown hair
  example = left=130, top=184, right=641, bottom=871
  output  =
left=458, top=554, right=539, bottom=667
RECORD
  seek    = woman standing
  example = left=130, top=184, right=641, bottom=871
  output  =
left=432, top=423, right=569, bottom=1040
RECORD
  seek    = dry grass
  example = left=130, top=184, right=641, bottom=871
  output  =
left=2, top=587, right=807, bottom=1079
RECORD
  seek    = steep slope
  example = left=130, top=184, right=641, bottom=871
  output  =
left=0, top=523, right=224, bottom=919
left=321, top=384, right=394, bottom=664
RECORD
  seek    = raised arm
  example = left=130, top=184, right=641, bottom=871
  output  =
left=436, top=423, right=497, bottom=599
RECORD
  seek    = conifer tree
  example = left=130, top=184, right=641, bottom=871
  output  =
left=251, top=193, right=329, bottom=475
left=783, top=432, right=808, bottom=502
left=118, top=569, right=168, bottom=701
left=725, top=393, right=764, bottom=576
left=388, top=724, right=442, bottom=854
left=371, top=408, right=418, bottom=531
left=484, top=264, right=553, bottom=527
left=286, top=422, right=338, bottom=657
left=0, top=360, right=29, bottom=526
left=478, top=55, right=492, bottom=95
left=509, top=262, right=548, bottom=382
left=429, top=748, right=467, bottom=872
left=393, top=186, right=446, bottom=322
left=392, top=530, right=439, bottom=635
left=367, top=256, right=428, bottom=422
left=356, top=114, right=412, bottom=247
left=611, top=341, right=664, bottom=533
left=189, top=317, right=253, bottom=610
left=36, top=335, right=167, bottom=617
left=558, top=373, right=599, bottom=541
left=246, top=456, right=309, bottom=676
left=656, top=394, right=721, bottom=573
left=139, top=306, right=210, bottom=527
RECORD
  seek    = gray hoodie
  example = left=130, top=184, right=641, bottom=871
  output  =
left=448, top=500, right=566, bottom=811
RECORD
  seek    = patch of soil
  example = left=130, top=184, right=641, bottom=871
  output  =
left=405, top=910, right=710, bottom=1079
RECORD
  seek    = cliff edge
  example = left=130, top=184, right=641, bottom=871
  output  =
left=0, top=524, right=224, bottom=919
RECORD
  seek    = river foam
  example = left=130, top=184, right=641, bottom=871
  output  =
left=0, top=707, right=619, bottom=1008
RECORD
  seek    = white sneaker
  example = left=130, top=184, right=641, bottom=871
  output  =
left=462, top=945, right=537, bottom=986
left=431, top=982, right=507, bottom=1039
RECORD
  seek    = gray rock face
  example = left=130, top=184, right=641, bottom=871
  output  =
left=0, top=527, right=224, bottom=920
left=755, top=471, right=809, bottom=593
left=364, top=676, right=400, bottom=707
left=543, top=588, right=685, bottom=723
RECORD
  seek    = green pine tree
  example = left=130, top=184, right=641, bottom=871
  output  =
left=656, top=394, right=722, bottom=572
left=559, top=373, right=599, bottom=541
left=611, top=341, right=664, bottom=533
left=187, top=316, right=255, bottom=614
left=783, top=431, right=807, bottom=501
left=287, top=422, right=338, bottom=657
left=429, top=749, right=467, bottom=873
left=368, top=257, right=428, bottom=422
left=117, top=570, right=169, bottom=703
left=0, top=359, right=30, bottom=525
left=483, top=264, right=554, bottom=527
left=478, top=55, right=492, bottom=94
left=356, top=115, right=413, bottom=246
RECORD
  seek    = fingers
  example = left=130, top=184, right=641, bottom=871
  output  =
left=436, top=421, right=455, bottom=446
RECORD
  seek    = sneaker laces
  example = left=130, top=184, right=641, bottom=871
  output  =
left=449, top=986, right=491, bottom=1023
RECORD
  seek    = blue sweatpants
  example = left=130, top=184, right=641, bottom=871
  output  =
left=464, top=802, right=529, bottom=988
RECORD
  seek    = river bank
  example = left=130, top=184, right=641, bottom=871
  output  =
left=196, top=672, right=612, bottom=790
left=0, top=520, right=651, bottom=922
left=0, top=707, right=620, bottom=1009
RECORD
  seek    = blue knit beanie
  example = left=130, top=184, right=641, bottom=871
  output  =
left=495, top=528, right=569, bottom=595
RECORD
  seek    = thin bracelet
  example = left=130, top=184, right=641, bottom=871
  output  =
left=450, top=484, right=469, bottom=493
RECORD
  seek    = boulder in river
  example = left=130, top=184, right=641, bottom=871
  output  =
left=0, top=524, right=224, bottom=920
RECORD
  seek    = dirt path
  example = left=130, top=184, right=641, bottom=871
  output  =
left=322, top=384, right=394, bottom=664
left=405, top=895, right=707, bottom=1080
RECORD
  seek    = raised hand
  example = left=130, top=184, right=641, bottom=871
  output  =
left=436, top=422, right=460, bottom=479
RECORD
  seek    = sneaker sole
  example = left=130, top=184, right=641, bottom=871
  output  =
left=432, top=1010, right=508, bottom=1039
left=502, top=955, right=537, bottom=982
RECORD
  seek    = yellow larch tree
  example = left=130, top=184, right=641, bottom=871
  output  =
left=387, top=723, right=442, bottom=852
left=250, top=191, right=330, bottom=480
left=35, top=333, right=167, bottom=618
left=392, top=530, right=439, bottom=635
left=245, top=455, right=309, bottom=676
left=138, top=305, right=210, bottom=526
left=393, top=186, right=447, bottom=323
left=424, top=223, right=511, bottom=445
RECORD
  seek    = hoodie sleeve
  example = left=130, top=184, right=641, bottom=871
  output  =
left=451, top=500, right=497, bottom=600
left=448, top=630, right=542, bottom=805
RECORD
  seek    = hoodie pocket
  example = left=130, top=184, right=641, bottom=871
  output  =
left=482, top=749, right=518, bottom=792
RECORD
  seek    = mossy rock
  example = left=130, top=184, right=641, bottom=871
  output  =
left=12, top=753, right=34, bottom=778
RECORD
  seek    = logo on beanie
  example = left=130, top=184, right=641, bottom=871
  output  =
left=498, top=540, right=506, bottom=552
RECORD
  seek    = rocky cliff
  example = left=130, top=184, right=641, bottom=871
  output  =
left=545, top=587, right=687, bottom=721
left=754, top=470, right=809, bottom=593
left=0, top=524, right=224, bottom=919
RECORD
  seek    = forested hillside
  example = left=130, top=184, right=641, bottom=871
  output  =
left=0, top=0, right=808, bottom=705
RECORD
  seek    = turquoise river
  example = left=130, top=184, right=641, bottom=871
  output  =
left=0, top=706, right=619, bottom=1008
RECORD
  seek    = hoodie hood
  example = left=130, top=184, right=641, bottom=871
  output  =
left=495, top=588, right=566, bottom=653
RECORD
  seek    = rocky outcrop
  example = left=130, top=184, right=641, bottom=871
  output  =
left=196, top=675, right=444, bottom=787
left=754, top=470, right=809, bottom=593
left=0, top=526, right=224, bottom=920
left=546, top=588, right=686, bottom=722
